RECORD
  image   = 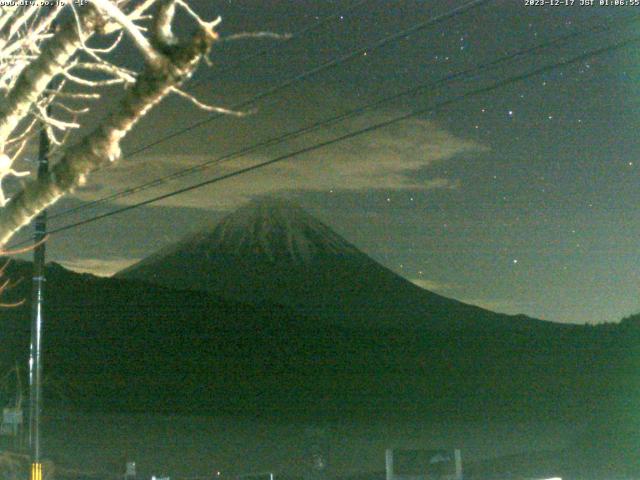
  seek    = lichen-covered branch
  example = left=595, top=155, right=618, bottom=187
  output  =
left=89, top=0, right=164, bottom=67
left=0, top=6, right=105, bottom=152
left=0, top=19, right=218, bottom=245
left=0, top=1, right=237, bottom=246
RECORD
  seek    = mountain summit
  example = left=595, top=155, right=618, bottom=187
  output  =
left=194, top=197, right=360, bottom=264
left=118, top=197, right=538, bottom=330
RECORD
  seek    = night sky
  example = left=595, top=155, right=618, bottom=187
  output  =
left=9, top=0, right=640, bottom=324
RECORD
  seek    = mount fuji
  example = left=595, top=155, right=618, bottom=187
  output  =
left=0, top=198, right=633, bottom=425
left=117, top=197, right=544, bottom=331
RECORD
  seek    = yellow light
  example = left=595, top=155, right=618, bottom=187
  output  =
left=30, top=462, right=43, bottom=480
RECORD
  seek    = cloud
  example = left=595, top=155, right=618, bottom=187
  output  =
left=72, top=113, right=487, bottom=211
left=410, top=278, right=531, bottom=317
left=458, top=296, right=530, bottom=316
left=410, top=278, right=456, bottom=292
left=58, top=258, right=137, bottom=277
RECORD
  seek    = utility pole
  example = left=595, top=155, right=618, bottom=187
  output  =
left=28, top=107, right=49, bottom=480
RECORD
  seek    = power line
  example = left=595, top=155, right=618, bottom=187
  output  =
left=26, top=34, right=640, bottom=244
left=120, top=0, right=493, bottom=159
left=47, top=11, right=639, bottom=223
left=46, top=0, right=495, bottom=221
left=49, top=0, right=492, bottom=223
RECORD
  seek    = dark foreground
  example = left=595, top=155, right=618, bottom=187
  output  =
left=0, top=410, right=630, bottom=480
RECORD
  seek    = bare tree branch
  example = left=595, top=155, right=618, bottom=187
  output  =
left=0, top=1, right=246, bottom=247
left=220, top=32, right=292, bottom=43
left=89, top=0, right=164, bottom=67
left=0, top=9, right=219, bottom=244
left=170, top=87, right=249, bottom=116
left=0, top=6, right=105, bottom=152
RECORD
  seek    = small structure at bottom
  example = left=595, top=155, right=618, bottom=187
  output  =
left=124, top=461, right=136, bottom=480
left=385, top=448, right=463, bottom=480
